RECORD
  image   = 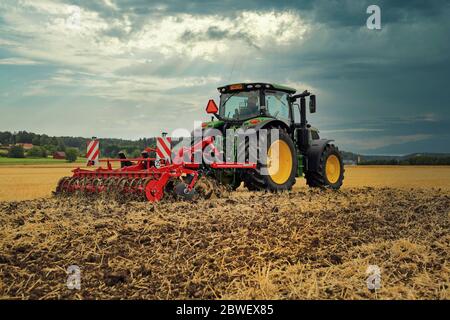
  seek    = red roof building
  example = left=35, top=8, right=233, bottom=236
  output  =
left=16, top=143, right=34, bottom=150
left=53, top=151, right=66, bottom=159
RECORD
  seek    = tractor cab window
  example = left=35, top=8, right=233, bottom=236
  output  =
left=219, top=91, right=261, bottom=120
left=265, top=90, right=290, bottom=123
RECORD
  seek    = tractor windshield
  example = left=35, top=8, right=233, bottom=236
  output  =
left=219, top=91, right=261, bottom=120
left=265, top=90, right=290, bottom=123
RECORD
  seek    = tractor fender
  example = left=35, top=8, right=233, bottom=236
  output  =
left=304, top=139, right=334, bottom=172
left=249, top=119, right=290, bottom=132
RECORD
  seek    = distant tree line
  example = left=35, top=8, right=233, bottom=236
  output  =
left=360, top=156, right=450, bottom=165
left=340, top=151, right=359, bottom=162
left=0, top=131, right=164, bottom=160
left=4, top=131, right=447, bottom=165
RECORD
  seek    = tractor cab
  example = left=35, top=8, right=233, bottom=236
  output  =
left=207, top=83, right=321, bottom=153
left=215, top=83, right=296, bottom=125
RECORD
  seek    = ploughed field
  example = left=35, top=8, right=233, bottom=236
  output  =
left=0, top=186, right=448, bottom=299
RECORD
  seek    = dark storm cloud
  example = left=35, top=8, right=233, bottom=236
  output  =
left=92, top=0, right=313, bottom=16
left=180, top=26, right=260, bottom=49
left=113, top=0, right=450, bottom=153
left=1, top=0, right=449, bottom=152
left=69, top=0, right=449, bottom=25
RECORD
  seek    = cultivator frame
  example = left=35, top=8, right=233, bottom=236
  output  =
left=56, top=141, right=256, bottom=202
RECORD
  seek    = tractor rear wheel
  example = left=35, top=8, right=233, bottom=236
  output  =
left=305, top=143, right=344, bottom=189
left=241, top=129, right=297, bottom=191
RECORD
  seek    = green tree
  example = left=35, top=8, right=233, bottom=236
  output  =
left=42, top=145, right=56, bottom=157
left=0, top=131, right=13, bottom=145
left=27, top=146, right=46, bottom=158
left=104, top=144, right=120, bottom=157
left=50, top=137, right=58, bottom=146
left=57, top=139, right=66, bottom=152
left=131, top=149, right=142, bottom=158
left=65, top=148, right=78, bottom=162
left=8, top=145, right=25, bottom=158
left=32, top=136, right=41, bottom=146
left=40, top=135, right=50, bottom=146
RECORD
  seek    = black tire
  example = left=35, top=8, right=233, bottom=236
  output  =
left=238, top=129, right=298, bottom=191
left=305, top=143, right=344, bottom=189
left=243, top=179, right=259, bottom=191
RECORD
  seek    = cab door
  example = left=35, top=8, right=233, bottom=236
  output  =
left=264, top=90, right=290, bottom=125
left=291, top=101, right=310, bottom=153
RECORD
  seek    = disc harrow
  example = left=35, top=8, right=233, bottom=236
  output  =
left=54, top=137, right=255, bottom=203
left=55, top=159, right=198, bottom=202
left=63, top=177, right=139, bottom=200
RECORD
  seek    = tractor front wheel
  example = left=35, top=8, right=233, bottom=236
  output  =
left=305, top=144, right=344, bottom=189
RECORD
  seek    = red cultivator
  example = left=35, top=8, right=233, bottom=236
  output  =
left=56, top=158, right=198, bottom=202
left=55, top=136, right=255, bottom=202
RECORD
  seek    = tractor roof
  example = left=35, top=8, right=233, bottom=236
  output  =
left=217, top=83, right=296, bottom=94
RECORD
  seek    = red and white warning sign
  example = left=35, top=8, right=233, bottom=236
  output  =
left=156, top=136, right=172, bottom=163
left=86, top=138, right=99, bottom=166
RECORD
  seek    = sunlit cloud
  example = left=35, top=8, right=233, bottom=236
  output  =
left=0, top=57, right=42, bottom=65
left=0, top=0, right=448, bottom=152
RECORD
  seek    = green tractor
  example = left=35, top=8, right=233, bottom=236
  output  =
left=55, top=82, right=344, bottom=203
left=199, top=82, right=345, bottom=191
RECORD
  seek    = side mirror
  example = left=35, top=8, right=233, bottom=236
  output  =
left=206, top=99, right=218, bottom=114
left=309, top=95, right=316, bottom=113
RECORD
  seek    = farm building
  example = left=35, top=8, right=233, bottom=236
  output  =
left=53, top=151, right=66, bottom=159
left=15, top=143, right=34, bottom=150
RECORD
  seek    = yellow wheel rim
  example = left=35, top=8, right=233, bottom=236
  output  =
left=267, top=140, right=293, bottom=185
left=325, top=154, right=340, bottom=184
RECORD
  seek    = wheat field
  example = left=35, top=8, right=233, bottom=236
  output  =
left=1, top=165, right=450, bottom=201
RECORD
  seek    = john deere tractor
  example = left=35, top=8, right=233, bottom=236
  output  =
left=55, top=82, right=344, bottom=203
left=199, top=82, right=345, bottom=191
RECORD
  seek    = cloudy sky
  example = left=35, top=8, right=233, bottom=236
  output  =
left=0, top=0, right=449, bottom=154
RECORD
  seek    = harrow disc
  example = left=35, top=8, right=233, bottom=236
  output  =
left=54, top=175, right=150, bottom=201
left=144, top=179, right=164, bottom=202
left=55, top=177, right=70, bottom=194
left=118, top=178, right=130, bottom=193
left=174, top=182, right=197, bottom=201
left=105, top=177, right=120, bottom=192
left=92, top=178, right=104, bottom=193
